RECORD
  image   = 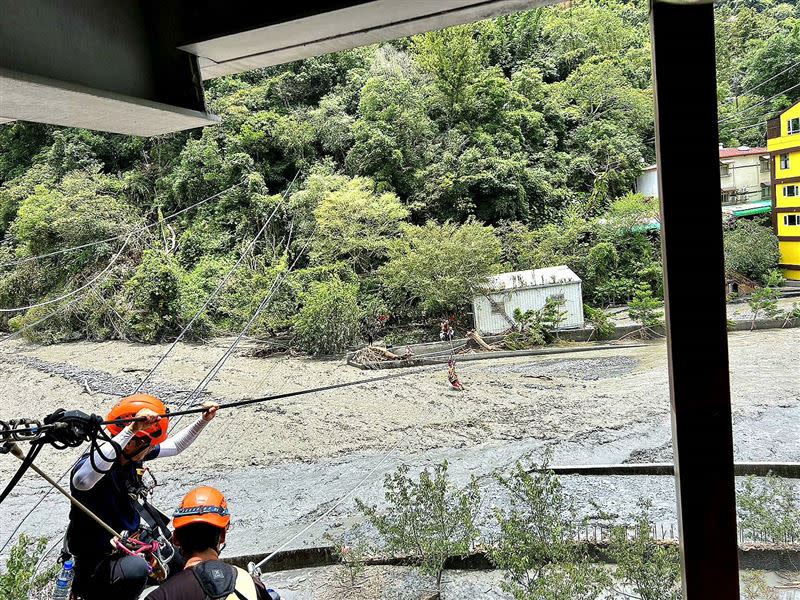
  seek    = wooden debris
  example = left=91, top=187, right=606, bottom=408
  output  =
left=465, top=330, right=495, bottom=352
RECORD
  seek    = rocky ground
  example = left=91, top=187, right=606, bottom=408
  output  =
left=2, top=328, right=799, bottom=598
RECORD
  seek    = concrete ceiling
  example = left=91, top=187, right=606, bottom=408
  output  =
left=179, top=0, right=547, bottom=80
left=0, top=0, right=547, bottom=134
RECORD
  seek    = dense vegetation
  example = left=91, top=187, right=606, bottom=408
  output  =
left=0, top=0, right=791, bottom=352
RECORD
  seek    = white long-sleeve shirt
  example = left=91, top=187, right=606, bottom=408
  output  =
left=71, top=417, right=209, bottom=491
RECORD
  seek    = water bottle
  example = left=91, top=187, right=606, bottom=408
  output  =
left=52, top=559, right=74, bottom=599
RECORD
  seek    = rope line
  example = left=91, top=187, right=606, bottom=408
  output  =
left=133, top=172, right=299, bottom=394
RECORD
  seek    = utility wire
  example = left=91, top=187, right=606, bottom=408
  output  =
left=0, top=232, right=135, bottom=313
left=718, top=80, right=800, bottom=126
left=729, top=59, right=800, bottom=101
left=0, top=183, right=243, bottom=270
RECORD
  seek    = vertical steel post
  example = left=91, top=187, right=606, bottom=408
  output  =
left=650, top=1, right=741, bottom=598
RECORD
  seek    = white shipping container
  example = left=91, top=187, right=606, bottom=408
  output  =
left=472, top=266, right=584, bottom=335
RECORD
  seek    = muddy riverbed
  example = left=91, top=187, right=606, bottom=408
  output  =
left=2, top=329, right=799, bottom=596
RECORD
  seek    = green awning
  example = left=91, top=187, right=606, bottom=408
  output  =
left=731, top=201, right=772, bottom=217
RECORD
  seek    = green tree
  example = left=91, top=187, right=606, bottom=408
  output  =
left=293, top=275, right=362, bottom=354
left=380, top=220, right=502, bottom=317
left=413, top=25, right=489, bottom=119
left=724, top=221, right=781, bottom=283
left=628, top=284, right=663, bottom=331
left=311, top=176, right=408, bottom=273
left=356, top=461, right=481, bottom=594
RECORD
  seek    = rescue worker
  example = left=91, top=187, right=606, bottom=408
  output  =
left=143, top=486, right=280, bottom=600
left=439, top=319, right=453, bottom=342
left=68, top=394, right=219, bottom=600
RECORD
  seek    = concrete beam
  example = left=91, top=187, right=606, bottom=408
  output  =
left=0, top=69, right=218, bottom=137
left=177, top=0, right=551, bottom=80
left=0, top=0, right=216, bottom=135
left=546, top=463, right=800, bottom=478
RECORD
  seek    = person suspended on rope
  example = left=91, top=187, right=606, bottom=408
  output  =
left=67, top=393, right=219, bottom=600
left=142, top=486, right=279, bottom=600
left=447, top=358, right=464, bottom=391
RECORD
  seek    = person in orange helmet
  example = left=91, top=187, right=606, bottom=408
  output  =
left=67, top=394, right=219, bottom=600
left=143, top=487, right=280, bottom=600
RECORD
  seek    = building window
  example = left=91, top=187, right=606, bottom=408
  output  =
left=785, top=214, right=799, bottom=226
left=784, top=185, right=799, bottom=197
left=761, top=158, right=771, bottom=173
left=761, top=186, right=771, bottom=200
left=781, top=154, right=790, bottom=170
left=721, top=190, right=734, bottom=204
left=789, top=118, right=800, bottom=135
left=720, top=163, right=730, bottom=177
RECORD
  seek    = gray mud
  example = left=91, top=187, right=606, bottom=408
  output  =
left=2, top=329, right=800, bottom=587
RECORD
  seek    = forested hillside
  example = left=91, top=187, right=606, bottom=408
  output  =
left=0, top=0, right=794, bottom=351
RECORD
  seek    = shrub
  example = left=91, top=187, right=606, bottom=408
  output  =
left=0, top=534, right=58, bottom=600
left=491, top=461, right=610, bottom=600
left=723, top=221, right=780, bottom=283
left=323, top=525, right=372, bottom=589
left=748, top=286, right=781, bottom=329
left=356, top=461, right=481, bottom=594
left=607, top=500, right=682, bottom=600
left=737, top=474, right=800, bottom=542
left=584, top=305, right=615, bottom=340
left=123, top=249, right=183, bottom=342
left=293, top=275, right=362, bottom=354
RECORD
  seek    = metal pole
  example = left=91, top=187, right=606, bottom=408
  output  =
left=8, top=443, right=121, bottom=540
left=650, top=2, right=741, bottom=598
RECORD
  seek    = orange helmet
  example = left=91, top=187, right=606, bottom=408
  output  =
left=106, top=394, right=169, bottom=446
left=173, top=486, right=230, bottom=530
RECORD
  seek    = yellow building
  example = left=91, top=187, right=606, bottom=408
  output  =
left=768, top=102, right=800, bottom=280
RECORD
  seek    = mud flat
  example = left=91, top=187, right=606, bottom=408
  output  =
left=2, top=329, right=800, bottom=572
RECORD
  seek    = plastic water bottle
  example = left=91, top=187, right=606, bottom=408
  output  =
left=52, top=559, right=74, bottom=599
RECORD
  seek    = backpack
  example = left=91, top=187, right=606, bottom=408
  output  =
left=192, top=561, right=261, bottom=600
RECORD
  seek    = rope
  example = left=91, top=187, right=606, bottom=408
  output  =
left=0, top=182, right=246, bottom=553
left=0, top=182, right=244, bottom=270
left=179, top=228, right=316, bottom=411
left=133, top=172, right=299, bottom=394
left=104, top=365, right=444, bottom=427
